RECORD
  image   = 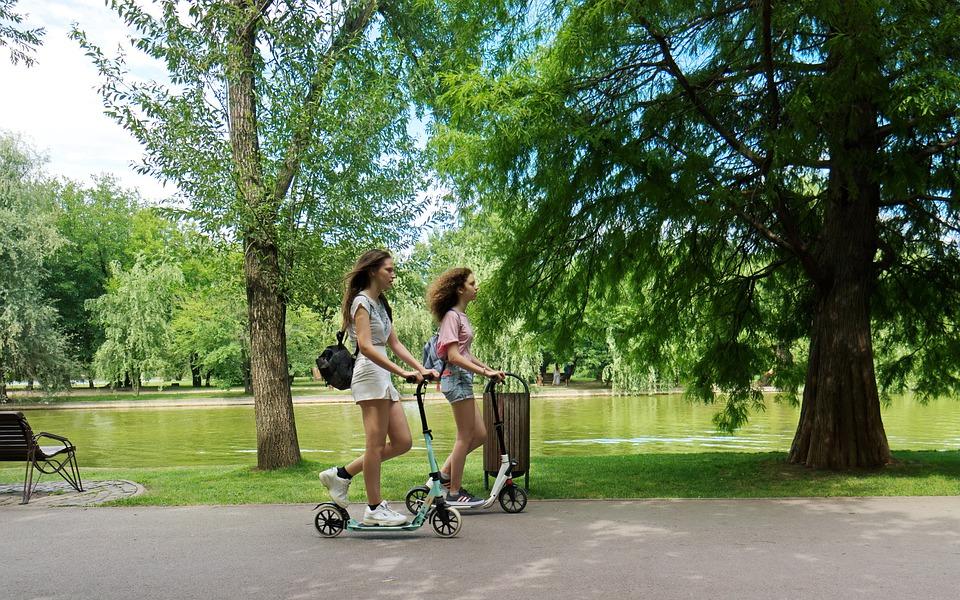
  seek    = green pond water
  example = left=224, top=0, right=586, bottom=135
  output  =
left=14, top=394, right=960, bottom=467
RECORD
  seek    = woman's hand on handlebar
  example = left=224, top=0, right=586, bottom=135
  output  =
left=402, top=370, right=423, bottom=384
left=419, top=368, right=440, bottom=381
left=484, top=369, right=505, bottom=382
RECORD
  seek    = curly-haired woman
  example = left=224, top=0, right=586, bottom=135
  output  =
left=426, top=267, right=505, bottom=508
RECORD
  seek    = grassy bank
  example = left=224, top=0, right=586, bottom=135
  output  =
left=2, top=451, right=958, bottom=506
left=1, top=382, right=353, bottom=405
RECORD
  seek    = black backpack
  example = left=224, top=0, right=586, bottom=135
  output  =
left=316, top=330, right=359, bottom=390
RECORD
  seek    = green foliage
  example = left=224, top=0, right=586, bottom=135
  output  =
left=168, top=248, right=249, bottom=387
left=0, top=133, right=71, bottom=395
left=70, top=1, right=440, bottom=308
left=0, top=0, right=44, bottom=66
left=87, top=256, right=185, bottom=393
left=286, top=306, right=336, bottom=377
left=430, top=0, right=960, bottom=428
left=42, top=177, right=155, bottom=379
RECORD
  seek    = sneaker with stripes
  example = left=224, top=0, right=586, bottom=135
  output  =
left=445, top=489, right=485, bottom=508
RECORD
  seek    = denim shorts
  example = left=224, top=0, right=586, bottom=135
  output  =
left=440, top=364, right=475, bottom=403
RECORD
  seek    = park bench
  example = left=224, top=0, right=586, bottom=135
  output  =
left=0, top=411, right=83, bottom=504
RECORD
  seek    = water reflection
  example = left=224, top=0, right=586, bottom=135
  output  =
left=15, top=394, right=960, bottom=467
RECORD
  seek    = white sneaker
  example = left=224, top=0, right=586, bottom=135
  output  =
left=362, top=501, right=408, bottom=526
left=319, top=467, right=351, bottom=508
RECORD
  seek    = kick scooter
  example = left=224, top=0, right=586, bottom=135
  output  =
left=314, top=376, right=463, bottom=538
left=405, top=372, right=528, bottom=514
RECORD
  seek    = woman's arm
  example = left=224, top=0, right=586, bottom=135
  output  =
left=447, top=345, right=501, bottom=379
left=469, top=355, right=491, bottom=370
left=355, top=307, right=417, bottom=379
left=387, top=329, right=438, bottom=378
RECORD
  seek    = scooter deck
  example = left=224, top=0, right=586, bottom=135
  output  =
left=346, top=517, right=423, bottom=532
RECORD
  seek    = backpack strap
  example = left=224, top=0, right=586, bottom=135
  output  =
left=337, top=329, right=360, bottom=357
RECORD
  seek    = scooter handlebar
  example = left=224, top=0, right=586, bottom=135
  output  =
left=405, top=373, right=437, bottom=384
left=483, top=372, right=529, bottom=395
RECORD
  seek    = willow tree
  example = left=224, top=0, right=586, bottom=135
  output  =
left=433, top=0, right=960, bottom=468
left=0, top=134, right=71, bottom=400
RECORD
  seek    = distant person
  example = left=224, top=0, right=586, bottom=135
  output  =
left=563, top=363, right=574, bottom=386
left=427, top=267, right=505, bottom=508
left=318, top=249, right=438, bottom=526
left=553, top=364, right=561, bottom=386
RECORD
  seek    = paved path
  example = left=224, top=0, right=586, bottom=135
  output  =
left=0, top=479, right=144, bottom=506
left=2, top=497, right=958, bottom=599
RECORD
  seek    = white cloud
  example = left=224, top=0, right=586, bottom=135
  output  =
left=0, top=0, right=176, bottom=202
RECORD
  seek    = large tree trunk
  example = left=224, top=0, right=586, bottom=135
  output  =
left=228, top=0, right=300, bottom=469
left=788, top=9, right=890, bottom=468
left=789, top=248, right=890, bottom=468
left=245, top=241, right=300, bottom=468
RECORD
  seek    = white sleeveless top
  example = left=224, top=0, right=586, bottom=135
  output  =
left=348, top=292, right=399, bottom=403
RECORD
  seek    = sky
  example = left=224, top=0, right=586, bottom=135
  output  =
left=1, top=1, right=180, bottom=201
left=3, top=0, right=450, bottom=238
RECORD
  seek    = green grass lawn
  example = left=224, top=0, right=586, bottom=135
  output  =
left=2, top=451, right=957, bottom=506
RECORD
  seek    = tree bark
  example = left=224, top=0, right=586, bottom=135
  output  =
left=788, top=9, right=890, bottom=468
left=190, top=353, right=203, bottom=387
left=0, top=358, right=6, bottom=402
left=228, top=0, right=300, bottom=469
left=242, top=357, right=253, bottom=395
left=789, top=246, right=890, bottom=468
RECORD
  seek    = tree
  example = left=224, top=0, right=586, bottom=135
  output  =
left=87, top=257, right=184, bottom=394
left=43, top=177, right=153, bottom=385
left=0, top=0, right=44, bottom=66
left=73, top=1, right=442, bottom=468
left=0, top=133, right=71, bottom=400
left=432, top=1, right=960, bottom=468
left=167, top=242, right=249, bottom=389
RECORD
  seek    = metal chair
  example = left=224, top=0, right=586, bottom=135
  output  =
left=0, top=411, right=83, bottom=504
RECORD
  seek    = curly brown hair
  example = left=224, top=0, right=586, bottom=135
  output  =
left=426, top=267, right=472, bottom=321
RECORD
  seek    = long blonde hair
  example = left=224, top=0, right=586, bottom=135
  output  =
left=341, top=249, right=393, bottom=330
left=426, top=267, right=472, bottom=321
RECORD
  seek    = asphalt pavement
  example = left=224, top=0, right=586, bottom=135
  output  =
left=2, top=497, right=959, bottom=599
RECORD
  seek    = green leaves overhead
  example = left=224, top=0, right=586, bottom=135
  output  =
left=431, top=0, right=960, bottom=431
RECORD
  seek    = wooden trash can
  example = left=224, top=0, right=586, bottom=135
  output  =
left=482, top=375, right=530, bottom=490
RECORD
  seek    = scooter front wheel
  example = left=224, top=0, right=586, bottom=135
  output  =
left=314, top=503, right=347, bottom=537
left=498, top=485, right=528, bottom=513
left=405, top=485, right=430, bottom=515
left=430, top=506, right=462, bottom=538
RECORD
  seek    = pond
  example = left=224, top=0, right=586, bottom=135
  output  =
left=15, top=394, right=960, bottom=467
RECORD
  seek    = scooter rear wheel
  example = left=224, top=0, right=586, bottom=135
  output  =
left=498, top=484, right=528, bottom=513
left=405, top=485, right=430, bottom=515
left=314, top=503, right=346, bottom=537
left=430, top=506, right=462, bottom=538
